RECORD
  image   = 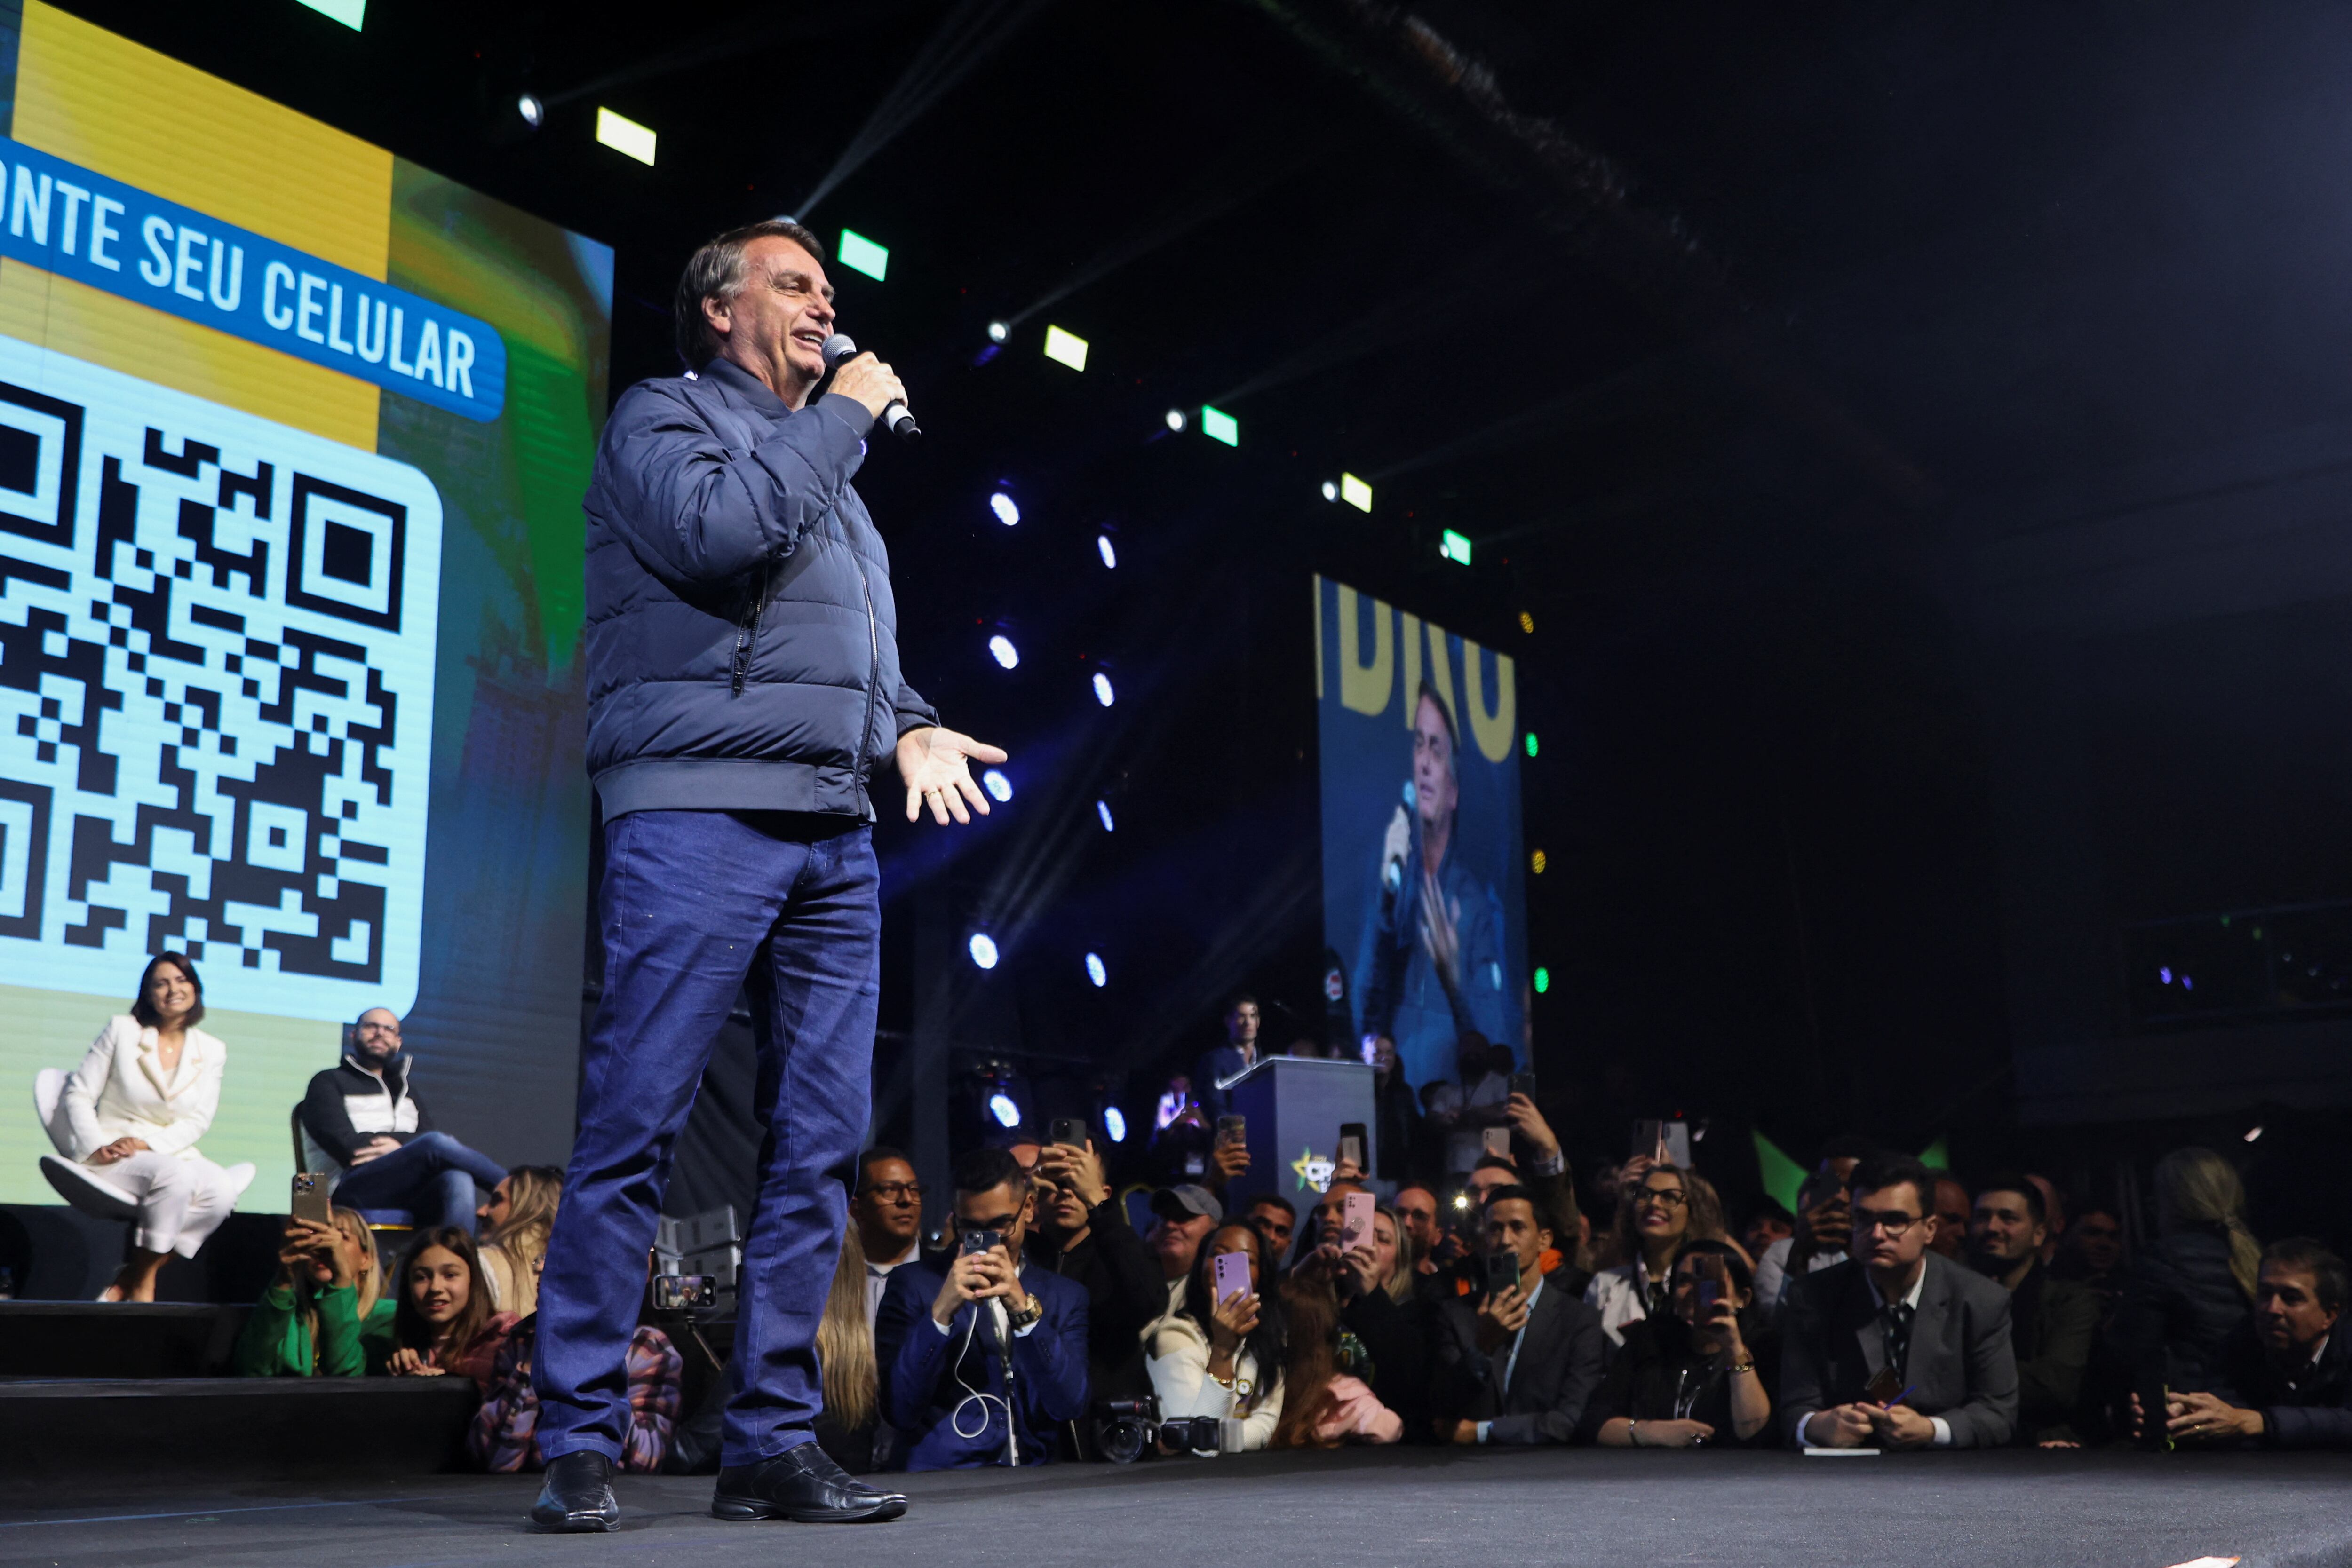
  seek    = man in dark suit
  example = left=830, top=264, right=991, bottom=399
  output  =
left=1432, top=1185, right=1608, bottom=1444
left=2158, top=1238, right=2352, bottom=1449
left=1780, top=1155, right=2018, bottom=1449
left=1192, top=996, right=1262, bottom=1120
left=1968, top=1173, right=2101, bottom=1443
left=876, top=1147, right=1089, bottom=1469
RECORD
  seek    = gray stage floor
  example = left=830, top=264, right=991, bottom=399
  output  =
left=5, top=1448, right=2349, bottom=1568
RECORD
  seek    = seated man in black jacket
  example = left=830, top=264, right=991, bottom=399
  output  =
left=1431, top=1185, right=1607, bottom=1445
left=876, top=1147, right=1089, bottom=1470
left=1968, top=1173, right=2100, bottom=1444
left=2158, top=1238, right=2352, bottom=1449
left=1780, top=1155, right=2018, bottom=1449
left=299, top=1008, right=506, bottom=1229
left=1028, top=1135, right=1163, bottom=1411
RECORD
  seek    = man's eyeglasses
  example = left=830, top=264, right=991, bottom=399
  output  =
left=863, top=1181, right=924, bottom=1203
left=1634, top=1187, right=1689, bottom=1209
left=355, top=1021, right=400, bottom=1037
left=1852, top=1207, right=1922, bottom=1237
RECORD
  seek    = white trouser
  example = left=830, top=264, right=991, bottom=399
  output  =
left=92, top=1151, right=238, bottom=1258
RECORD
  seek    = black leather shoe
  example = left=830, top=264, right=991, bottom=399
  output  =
left=530, top=1450, right=620, bottom=1533
left=712, top=1443, right=908, bottom=1523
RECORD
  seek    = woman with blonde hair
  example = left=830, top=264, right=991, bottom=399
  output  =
left=478, top=1164, right=563, bottom=1316
left=813, top=1226, right=882, bottom=1472
left=1587, top=1161, right=1730, bottom=1345
left=232, top=1206, right=393, bottom=1376
left=2112, top=1147, right=2260, bottom=1391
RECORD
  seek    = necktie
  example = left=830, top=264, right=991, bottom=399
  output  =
left=1881, top=1301, right=1914, bottom=1380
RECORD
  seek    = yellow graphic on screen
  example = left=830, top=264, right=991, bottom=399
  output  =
left=0, top=1, right=389, bottom=448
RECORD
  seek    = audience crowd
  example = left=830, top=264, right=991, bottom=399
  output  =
left=31, top=963, right=2352, bottom=1478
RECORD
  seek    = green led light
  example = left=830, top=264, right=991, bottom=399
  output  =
left=1340, top=473, right=1373, bottom=512
left=595, top=107, right=658, bottom=166
left=295, top=0, right=366, bottom=26
left=1524, top=733, right=1538, bottom=758
left=1533, top=967, right=1550, bottom=995
left=1043, top=325, right=1089, bottom=371
left=837, top=229, right=889, bottom=282
left=1200, top=405, right=1239, bottom=446
left=1440, top=529, right=1471, bottom=565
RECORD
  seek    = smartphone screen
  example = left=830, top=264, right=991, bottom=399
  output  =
left=1338, top=1122, right=1367, bottom=1170
left=1211, top=1248, right=1253, bottom=1304
left=1341, top=1191, right=1375, bottom=1252
left=1216, top=1114, right=1247, bottom=1148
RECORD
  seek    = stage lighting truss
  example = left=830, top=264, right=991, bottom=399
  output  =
left=1084, top=952, right=1107, bottom=988
left=1097, top=534, right=1117, bottom=569
left=1096, top=799, right=1115, bottom=832
left=1091, top=672, right=1115, bottom=707
left=981, top=768, right=1013, bottom=803
left=988, top=634, right=1019, bottom=670
left=969, top=933, right=1001, bottom=970
left=990, top=491, right=1021, bottom=526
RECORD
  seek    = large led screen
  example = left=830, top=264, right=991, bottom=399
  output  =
left=0, top=2, right=607, bottom=1203
left=1314, top=575, right=1527, bottom=1092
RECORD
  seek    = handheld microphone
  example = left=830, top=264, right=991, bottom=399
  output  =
left=820, top=333, right=922, bottom=440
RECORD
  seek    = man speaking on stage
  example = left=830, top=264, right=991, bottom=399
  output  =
left=529, top=220, right=1003, bottom=1532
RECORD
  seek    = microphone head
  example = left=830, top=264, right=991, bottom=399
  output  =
left=820, top=333, right=858, bottom=369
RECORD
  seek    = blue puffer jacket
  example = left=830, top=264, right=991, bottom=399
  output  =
left=582, top=356, right=938, bottom=818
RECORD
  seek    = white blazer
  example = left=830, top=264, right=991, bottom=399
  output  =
left=58, top=1015, right=227, bottom=1163
left=1142, top=1306, right=1286, bottom=1450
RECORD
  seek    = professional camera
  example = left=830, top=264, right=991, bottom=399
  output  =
left=1089, top=1397, right=1241, bottom=1462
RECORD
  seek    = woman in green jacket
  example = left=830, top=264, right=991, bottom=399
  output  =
left=233, top=1207, right=394, bottom=1376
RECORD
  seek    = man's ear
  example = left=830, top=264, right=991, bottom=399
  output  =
left=701, top=291, right=731, bottom=344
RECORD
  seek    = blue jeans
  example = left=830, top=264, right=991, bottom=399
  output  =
left=534, top=810, right=879, bottom=1468
left=331, top=1130, right=508, bottom=1229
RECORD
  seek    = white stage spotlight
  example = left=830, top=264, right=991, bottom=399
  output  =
left=988, top=635, right=1019, bottom=669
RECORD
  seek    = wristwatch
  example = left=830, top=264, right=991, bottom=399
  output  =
left=1005, top=1296, right=1044, bottom=1332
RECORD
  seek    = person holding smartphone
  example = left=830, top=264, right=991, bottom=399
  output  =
left=1029, top=1132, right=1165, bottom=1408
left=1431, top=1185, right=1608, bottom=1445
left=1587, top=1163, right=1732, bottom=1346
left=1144, top=1222, right=1286, bottom=1451
left=1583, top=1240, right=1774, bottom=1448
left=874, top=1147, right=1087, bottom=1472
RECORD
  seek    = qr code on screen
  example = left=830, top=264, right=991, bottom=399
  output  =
left=0, top=337, right=440, bottom=1022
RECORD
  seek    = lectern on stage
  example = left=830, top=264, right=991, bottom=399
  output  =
left=1218, top=1056, right=1385, bottom=1212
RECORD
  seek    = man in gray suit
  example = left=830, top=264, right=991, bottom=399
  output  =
left=1432, top=1186, right=1608, bottom=1444
left=1780, top=1155, right=2019, bottom=1449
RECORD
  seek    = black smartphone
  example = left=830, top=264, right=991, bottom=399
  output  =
left=650, top=1274, right=716, bottom=1312
left=1216, top=1114, right=1247, bottom=1148
left=2133, top=1354, right=2173, bottom=1452
left=1338, top=1121, right=1368, bottom=1169
left=1509, top=1071, right=1537, bottom=1100
left=1486, top=1249, right=1521, bottom=1296
left=960, top=1227, right=1003, bottom=1258
left=1049, top=1116, right=1089, bottom=1147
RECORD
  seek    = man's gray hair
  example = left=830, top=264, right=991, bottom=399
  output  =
left=674, top=219, right=828, bottom=369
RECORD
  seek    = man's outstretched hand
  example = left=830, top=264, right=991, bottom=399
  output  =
left=897, top=726, right=1008, bottom=825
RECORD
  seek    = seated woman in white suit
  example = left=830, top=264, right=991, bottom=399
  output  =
left=40, top=952, right=247, bottom=1301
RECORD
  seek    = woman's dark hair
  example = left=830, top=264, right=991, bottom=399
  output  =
left=1182, top=1223, right=1284, bottom=1393
left=130, top=951, right=204, bottom=1029
left=1270, top=1270, right=1343, bottom=1449
left=392, top=1226, right=493, bottom=1363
